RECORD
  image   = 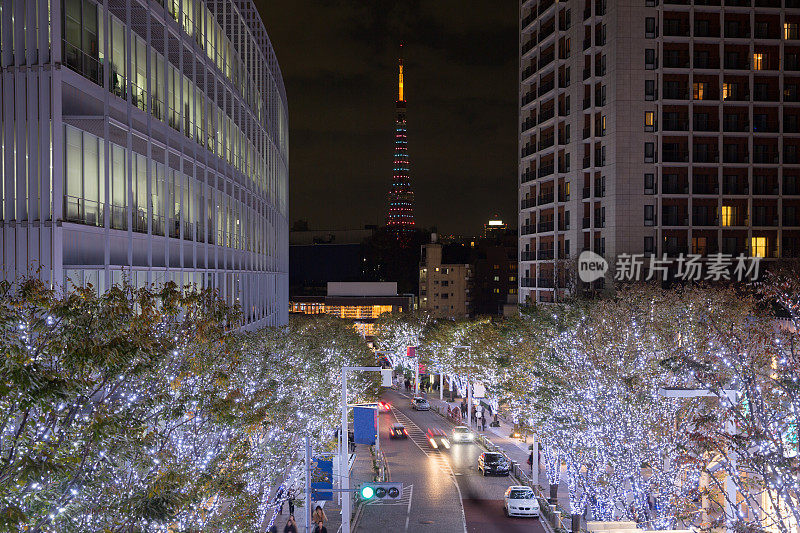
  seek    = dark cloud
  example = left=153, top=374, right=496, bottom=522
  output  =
left=256, top=0, right=518, bottom=234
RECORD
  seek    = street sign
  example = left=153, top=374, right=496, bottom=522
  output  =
left=381, top=368, right=393, bottom=386
left=473, top=381, right=486, bottom=399
left=359, top=482, right=403, bottom=501
left=353, top=406, right=377, bottom=445
left=310, top=457, right=333, bottom=501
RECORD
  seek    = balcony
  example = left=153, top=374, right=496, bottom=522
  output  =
left=663, top=182, right=689, bottom=194
left=522, top=145, right=536, bottom=158
left=538, top=81, right=555, bottom=98
left=522, top=65, right=535, bottom=81
left=752, top=216, right=779, bottom=227
left=663, top=216, right=689, bottom=226
left=538, top=193, right=555, bottom=205
left=538, top=248, right=555, bottom=260
left=663, top=56, right=690, bottom=68
left=558, top=191, right=571, bottom=202
left=583, top=67, right=591, bottom=80
left=753, top=151, right=779, bottom=164
left=538, top=164, right=555, bottom=178
left=521, top=169, right=535, bottom=183
left=594, top=217, right=605, bottom=228
left=521, top=197, right=537, bottom=209
left=693, top=215, right=718, bottom=226
left=723, top=151, right=749, bottom=163
left=521, top=92, right=536, bottom=106
left=539, top=52, right=555, bottom=69
left=538, top=277, right=555, bottom=288
left=522, top=12, right=536, bottom=29
left=663, top=119, right=689, bottom=131
left=538, top=136, right=555, bottom=150
left=663, top=151, right=689, bottom=162
left=558, top=219, right=571, bottom=230
left=521, top=277, right=536, bottom=287
left=583, top=37, right=592, bottom=51
left=539, top=107, right=555, bottom=123
left=582, top=186, right=591, bottom=199
left=582, top=126, right=591, bottom=139
left=521, top=117, right=536, bottom=132
left=521, top=251, right=536, bottom=261
left=693, top=182, right=719, bottom=194
left=522, top=39, right=536, bottom=55
left=582, top=155, right=591, bottom=168
left=582, top=217, right=591, bottom=228
left=521, top=224, right=535, bottom=235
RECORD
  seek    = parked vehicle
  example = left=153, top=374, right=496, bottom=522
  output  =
left=412, top=398, right=430, bottom=411
left=503, top=486, right=540, bottom=518
left=478, top=451, right=509, bottom=476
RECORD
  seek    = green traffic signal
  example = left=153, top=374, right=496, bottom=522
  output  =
left=360, top=485, right=375, bottom=499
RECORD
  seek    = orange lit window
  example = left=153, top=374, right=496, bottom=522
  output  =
left=721, top=205, right=733, bottom=226
left=753, top=53, right=763, bottom=70
left=784, top=23, right=799, bottom=40
left=645, top=111, right=655, bottom=127
left=751, top=236, right=767, bottom=258
left=722, top=83, right=731, bottom=100
left=693, top=82, right=707, bottom=100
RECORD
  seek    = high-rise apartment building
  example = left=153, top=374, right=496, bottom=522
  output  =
left=519, top=0, right=800, bottom=304
left=0, top=0, right=289, bottom=327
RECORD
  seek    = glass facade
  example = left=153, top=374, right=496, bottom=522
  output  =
left=0, top=0, right=289, bottom=328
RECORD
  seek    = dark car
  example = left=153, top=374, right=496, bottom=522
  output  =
left=478, top=452, right=510, bottom=476
left=389, top=423, right=408, bottom=439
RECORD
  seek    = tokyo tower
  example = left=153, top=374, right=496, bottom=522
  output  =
left=386, top=49, right=416, bottom=239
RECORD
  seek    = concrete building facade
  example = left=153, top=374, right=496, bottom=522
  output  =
left=519, top=0, right=800, bottom=303
left=419, top=239, right=472, bottom=317
left=0, top=0, right=289, bottom=327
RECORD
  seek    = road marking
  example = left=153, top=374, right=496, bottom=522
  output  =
left=389, top=405, right=468, bottom=533
left=404, top=484, right=413, bottom=533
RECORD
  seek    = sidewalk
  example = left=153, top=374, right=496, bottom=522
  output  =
left=279, top=443, right=375, bottom=533
left=425, top=393, right=572, bottom=511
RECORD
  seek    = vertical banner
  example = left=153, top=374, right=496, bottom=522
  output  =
left=353, top=406, right=377, bottom=445
left=310, top=457, right=333, bottom=501
left=407, top=346, right=416, bottom=358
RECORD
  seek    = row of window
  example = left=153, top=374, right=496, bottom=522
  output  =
left=63, top=124, right=275, bottom=255
left=62, top=0, right=284, bottom=205
left=645, top=18, right=800, bottom=40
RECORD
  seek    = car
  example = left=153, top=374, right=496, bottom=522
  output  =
left=425, top=428, right=450, bottom=449
left=478, top=451, right=510, bottom=476
left=452, top=426, right=475, bottom=443
left=412, top=398, right=430, bottom=411
left=378, top=401, right=392, bottom=412
left=389, top=423, right=408, bottom=439
left=504, top=486, right=540, bottom=518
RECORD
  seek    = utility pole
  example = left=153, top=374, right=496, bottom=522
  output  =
left=340, top=366, right=383, bottom=533
left=439, top=371, right=443, bottom=401
left=305, top=437, right=312, bottom=533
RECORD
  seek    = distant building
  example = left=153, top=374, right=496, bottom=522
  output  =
left=289, top=227, right=377, bottom=296
left=470, top=231, right=519, bottom=316
left=419, top=236, right=473, bottom=317
left=484, top=216, right=509, bottom=237
left=289, top=282, right=414, bottom=343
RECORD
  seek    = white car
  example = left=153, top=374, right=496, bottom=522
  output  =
left=412, top=398, right=430, bottom=411
left=451, top=426, right=474, bottom=443
left=504, top=486, right=540, bottom=518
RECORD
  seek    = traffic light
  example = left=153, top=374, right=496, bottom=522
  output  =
left=358, top=482, right=403, bottom=501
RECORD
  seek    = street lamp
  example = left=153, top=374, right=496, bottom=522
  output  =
left=340, top=366, right=387, bottom=533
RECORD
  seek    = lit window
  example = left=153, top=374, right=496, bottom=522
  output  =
left=751, top=236, right=767, bottom=258
left=721, top=205, right=733, bottom=226
left=753, top=53, right=763, bottom=70
left=722, top=83, right=731, bottom=100
left=784, top=23, right=799, bottom=40
left=693, top=82, right=706, bottom=100
left=645, top=111, right=654, bottom=127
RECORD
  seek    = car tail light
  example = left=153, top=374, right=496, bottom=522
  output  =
left=403, top=429, right=408, bottom=435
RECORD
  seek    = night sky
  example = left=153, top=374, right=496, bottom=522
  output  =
left=255, top=1, right=518, bottom=235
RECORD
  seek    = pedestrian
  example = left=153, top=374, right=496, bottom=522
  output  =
left=283, top=515, right=298, bottom=533
left=276, top=487, right=285, bottom=515
left=313, top=521, right=328, bottom=533
left=312, top=505, right=327, bottom=526
left=287, top=488, right=295, bottom=515
left=481, top=414, right=487, bottom=431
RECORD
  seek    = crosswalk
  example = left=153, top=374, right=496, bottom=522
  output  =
left=391, top=408, right=456, bottom=478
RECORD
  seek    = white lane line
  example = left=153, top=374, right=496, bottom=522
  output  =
left=390, top=406, right=468, bottom=533
left=404, top=484, right=413, bottom=533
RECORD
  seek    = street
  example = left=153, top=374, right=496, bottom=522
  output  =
left=356, top=389, right=545, bottom=533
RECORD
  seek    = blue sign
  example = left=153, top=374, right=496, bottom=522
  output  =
left=353, top=406, right=377, bottom=445
left=310, top=457, right=333, bottom=501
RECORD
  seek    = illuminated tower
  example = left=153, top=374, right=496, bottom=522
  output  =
left=386, top=51, right=416, bottom=239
